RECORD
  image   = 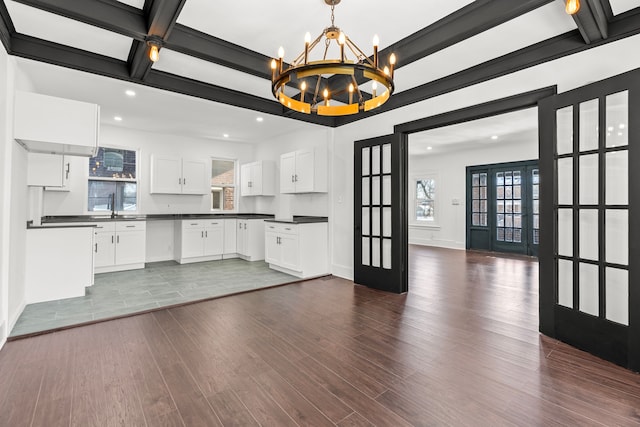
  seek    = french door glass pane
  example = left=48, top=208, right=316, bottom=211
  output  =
left=371, top=208, right=380, bottom=236
left=579, top=154, right=598, bottom=205
left=361, top=178, right=370, bottom=205
left=558, top=259, right=573, bottom=308
left=558, top=209, right=573, bottom=256
left=372, top=238, right=381, bottom=267
left=557, top=158, right=573, bottom=205
left=579, top=263, right=599, bottom=316
left=383, top=176, right=391, bottom=205
left=383, top=239, right=392, bottom=269
left=606, top=91, right=628, bottom=148
left=362, top=147, right=370, bottom=175
left=382, top=143, right=391, bottom=174
left=605, top=150, right=628, bottom=205
left=372, top=146, right=380, bottom=175
left=606, top=267, right=629, bottom=325
left=372, top=176, right=380, bottom=205
left=606, top=209, right=628, bottom=265
left=362, top=208, right=370, bottom=235
left=362, top=238, right=370, bottom=266
left=579, top=99, right=599, bottom=152
left=532, top=169, right=540, bottom=245
left=383, top=207, right=392, bottom=237
left=556, top=106, right=574, bottom=155
left=579, top=209, right=598, bottom=261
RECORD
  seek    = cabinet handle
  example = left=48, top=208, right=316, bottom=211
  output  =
left=244, top=223, right=247, bottom=230
left=291, top=175, right=295, bottom=183
left=179, top=178, right=182, bottom=185
left=191, top=223, right=199, bottom=226
left=201, top=231, right=204, bottom=238
left=239, top=223, right=242, bottom=229
left=205, top=231, right=208, bottom=238
left=117, top=235, right=120, bottom=244
left=95, top=243, right=98, bottom=253
left=285, top=228, right=291, bottom=231
left=295, top=174, right=298, bottom=182
left=111, top=235, right=114, bottom=244
left=65, top=163, right=70, bottom=180
left=183, top=178, right=187, bottom=185
left=126, top=225, right=135, bottom=228
left=269, top=226, right=275, bottom=229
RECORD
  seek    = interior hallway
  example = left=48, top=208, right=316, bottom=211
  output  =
left=1, top=246, right=638, bottom=426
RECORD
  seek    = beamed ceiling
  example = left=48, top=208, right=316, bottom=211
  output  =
left=0, top=0, right=639, bottom=144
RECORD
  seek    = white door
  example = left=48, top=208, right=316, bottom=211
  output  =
left=115, top=230, right=146, bottom=265
left=279, top=234, right=300, bottom=271
left=182, top=158, right=209, bottom=194
left=280, top=152, right=297, bottom=193
left=94, top=231, right=115, bottom=268
left=294, top=149, right=314, bottom=193
left=150, top=155, right=182, bottom=194
left=203, top=223, right=224, bottom=256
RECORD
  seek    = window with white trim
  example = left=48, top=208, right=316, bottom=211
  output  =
left=211, top=158, right=236, bottom=211
left=413, top=176, right=436, bottom=223
left=88, top=147, right=138, bottom=212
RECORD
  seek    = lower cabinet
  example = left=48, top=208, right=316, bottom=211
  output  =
left=265, top=222, right=328, bottom=278
left=175, top=219, right=224, bottom=264
left=94, top=221, right=146, bottom=273
left=237, top=219, right=265, bottom=261
left=223, top=218, right=238, bottom=258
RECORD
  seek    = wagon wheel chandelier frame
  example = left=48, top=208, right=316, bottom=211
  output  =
left=270, top=0, right=396, bottom=117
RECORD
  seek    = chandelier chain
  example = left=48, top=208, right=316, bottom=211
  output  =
left=330, top=2, right=335, bottom=27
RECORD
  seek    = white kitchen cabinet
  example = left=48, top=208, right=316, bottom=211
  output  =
left=27, top=153, right=70, bottom=190
left=14, top=91, right=99, bottom=157
left=237, top=219, right=265, bottom=261
left=150, top=155, right=209, bottom=195
left=175, top=219, right=224, bottom=264
left=94, top=221, right=146, bottom=273
left=279, top=147, right=327, bottom=193
left=223, top=218, right=238, bottom=258
left=264, top=221, right=328, bottom=278
left=241, top=161, right=275, bottom=196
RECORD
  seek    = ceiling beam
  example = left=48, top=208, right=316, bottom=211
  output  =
left=0, top=1, right=14, bottom=52
left=8, top=33, right=334, bottom=127
left=335, top=8, right=640, bottom=126
left=128, top=0, right=186, bottom=81
left=570, top=0, right=610, bottom=43
left=11, top=0, right=147, bottom=39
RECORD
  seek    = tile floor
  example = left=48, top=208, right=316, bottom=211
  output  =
left=10, top=258, right=299, bottom=337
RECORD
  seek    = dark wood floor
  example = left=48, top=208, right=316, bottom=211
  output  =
left=1, top=245, right=640, bottom=426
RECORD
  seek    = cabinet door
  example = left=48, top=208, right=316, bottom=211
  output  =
left=223, top=219, right=237, bottom=254
left=280, top=152, right=297, bottom=193
left=115, top=230, right=146, bottom=265
left=294, top=149, right=314, bottom=193
left=264, top=231, right=280, bottom=264
left=94, top=231, right=115, bottom=268
left=203, top=223, right=224, bottom=256
left=237, top=221, right=247, bottom=255
left=279, top=234, right=300, bottom=271
left=240, top=163, right=253, bottom=196
left=250, top=162, right=263, bottom=194
left=150, top=155, right=182, bottom=194
left=182, top=158, right=209, bottom=195
left=45, top=157, right=71, bottom=192
left=27, top=153, right=64, bottom=187
left=182, top=227, right=205, bottom=258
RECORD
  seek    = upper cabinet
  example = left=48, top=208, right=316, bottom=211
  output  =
left=150, top=155, right=209, bottom=195
left=27, top=152, right=70, bottom=189
left=280, top=147, right=327, bottom=194
left=14, top=91, right=99, bottom=157
left=241, top=161, right=275, bottom=196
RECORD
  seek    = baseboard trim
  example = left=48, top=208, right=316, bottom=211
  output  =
left=408, top=238, right=465, bottom=250
left=331, top=263, right=353, bottom=281
left=8, top=299, right=26, bottom=336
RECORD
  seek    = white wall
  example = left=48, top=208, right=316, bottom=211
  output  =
left=253, top=126, right=331, bottom=219
left=0, top=45, right=11, bottom=344
left=43, top=125, right=257, bottom=216
left=408, top=138, right=538, bottom=250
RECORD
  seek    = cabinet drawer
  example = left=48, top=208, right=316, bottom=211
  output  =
left=265, top=223, right=298, bottom=235
left=116, top=221, right=146, bottom=232
left=93, top=222, right=116, bottom=233
left=205, top=220, right=223, bottom=228
left=182, top=220, right=204, bottom=230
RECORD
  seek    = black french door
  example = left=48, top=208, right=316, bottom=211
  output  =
left=539, top=67, right=640, bottom=371
left=354, top=134, right=407, bottom=293
left=466, top=160, right=539, bottom=256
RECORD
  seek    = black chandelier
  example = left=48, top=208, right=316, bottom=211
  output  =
left=271, top=0, right=396, bottom=116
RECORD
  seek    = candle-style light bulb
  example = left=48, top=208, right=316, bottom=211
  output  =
left=270, top=59, right=277, bottom=80
left=277, top=46, right=284, bottom=73
left=372, top=82, right=377, bottom=98
left=372, top=34, right=379, bottom=68
left=383, top=66, right=390, bottom=76
left=149, top=44, right=160, bottom=62
left=348, top=83, right=354, bottom=104
left=300, top=81, right=307, bottom=102
left=338, top=32, right=346, bottom=62
left=565, top=0, right=580, bottom=14
left=389, top=53, right=396, bottom=78
left=323, top=88, right=329, bottom=106
left=304, top=32, right=311, bottom=64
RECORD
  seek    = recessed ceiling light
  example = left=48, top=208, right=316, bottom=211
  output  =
left=491, top=135, right=498, bottom=140
left=619, top=123, right=626, bottom=129
left=427, top=146, right=433, bottom=150
left=223, top=133, right=229, bottom=138
left=256, top=117, right=264, bottom=122
left=618, top=132, right=623, bottom=136
left=125, top=89, right=136, bottom=97
left=114, top=116, right=123, bottom=121
left=607, top=126, right=614, bottom=132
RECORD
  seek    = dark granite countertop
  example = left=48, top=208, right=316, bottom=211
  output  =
left=264, top=216, right=328, bottom=224
left=27, top=222, right=97, bottom=230
left=39, top=213, right=275, bottom=224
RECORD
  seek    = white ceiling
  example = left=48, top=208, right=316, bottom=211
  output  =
left=3, top=0, right=638, bottom=151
